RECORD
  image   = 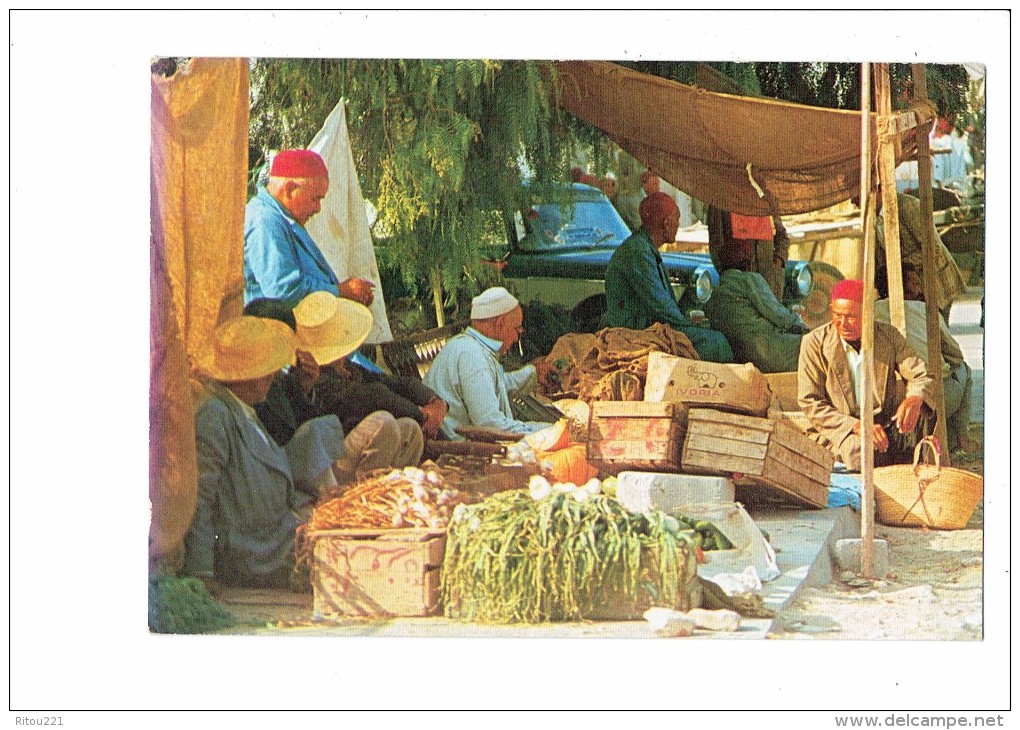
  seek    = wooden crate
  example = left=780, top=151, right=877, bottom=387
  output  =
left=310, top=528, right=447, bottom=617
left=587, top=401, right=687, bottom=475
left=680, top=408, right=833, bottom=508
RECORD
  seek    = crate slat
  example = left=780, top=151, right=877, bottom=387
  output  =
left=681, top=408, right=833, bottom=508
left=684, top=432, right=769, bottom=460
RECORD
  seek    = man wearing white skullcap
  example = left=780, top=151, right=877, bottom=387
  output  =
left=423, top=287, right=556, bottom=438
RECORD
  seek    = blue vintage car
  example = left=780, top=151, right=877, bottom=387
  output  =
left=499, top=182, right=812, bottom=332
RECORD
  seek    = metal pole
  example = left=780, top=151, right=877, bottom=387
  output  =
left=859, top=63, right=876, bottom=579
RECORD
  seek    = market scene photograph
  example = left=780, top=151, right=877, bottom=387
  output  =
left=10, top=9, right=1010, bottom=722
left=148, top=53, right=990, bottom=643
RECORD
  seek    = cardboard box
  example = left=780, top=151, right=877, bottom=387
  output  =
left=644, top=351, right=772, bottom=417
left=311, top=528, right=447, bottom=617
left=680, top=408, right=834, bottom=508
left=587, top=401, right=687, bottom=475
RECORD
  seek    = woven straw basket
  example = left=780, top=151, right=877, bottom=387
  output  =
left=873, top=437, right=983, bottom=530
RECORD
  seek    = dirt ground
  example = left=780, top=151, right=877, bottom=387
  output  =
left=768, top=423, right=985, bottom=640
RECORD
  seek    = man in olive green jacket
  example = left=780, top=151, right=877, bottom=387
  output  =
left=705, top=239, right=809, bottom=373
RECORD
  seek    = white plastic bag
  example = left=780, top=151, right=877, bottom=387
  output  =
left=682, top=501, right=780, bottom=582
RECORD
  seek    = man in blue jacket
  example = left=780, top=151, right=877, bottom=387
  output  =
left=604, top=192, right=733, bottom=362
left=243, top=148, right=375, bottom=309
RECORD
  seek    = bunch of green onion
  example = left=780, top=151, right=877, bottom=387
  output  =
left=441, top=488, right=692, bottom=623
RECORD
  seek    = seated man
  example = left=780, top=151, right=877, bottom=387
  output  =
left=185, top=316, right=343, bottom=591
left=798, top=279, right=934, bottom=471
left=422, top=287, right=555, bottom=439
left=874, top=264, right=973, bottom=452
left=604, top=191, right=733, bottom=362
left=704, top=239, right=810, bottom=373
left=244, top=148, right=376, bottom=309
left=245, top=294, right=428, bottom=485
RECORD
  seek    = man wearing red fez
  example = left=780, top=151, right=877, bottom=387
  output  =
left=797, top=278, right=934, bottom=470
left=604, top=191, right=734, bottom=362
left=243, top=149, right=376, bottom=309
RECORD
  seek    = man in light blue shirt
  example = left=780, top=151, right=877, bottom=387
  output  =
left=244, top=149, right=376, bottom=309
left=423, top=287, right=556, bottom=439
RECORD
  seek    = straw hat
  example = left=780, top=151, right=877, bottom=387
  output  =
left=196, top=316, right=297, bottom=382
left=293, top=291, right=373, bottom=365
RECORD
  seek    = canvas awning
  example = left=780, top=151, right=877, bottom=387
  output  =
left=553, top=60, right=935, bottom=216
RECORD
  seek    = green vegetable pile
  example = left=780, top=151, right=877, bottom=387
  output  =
left=148, top=575, right=237, bottom=634
left=441, top=489, right=693, bottom=624
left=675, top=516, right=734, bottom=552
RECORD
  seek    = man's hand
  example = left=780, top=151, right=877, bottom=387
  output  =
left=895, top=395, right=924, bottom=434
left=420, top=398, right=448, bottom=439
left=853, top=420, right=890, bottom=453
left=295, top=349, right=320, bottom=395
left=532, top=357, right=556, bottom=389
left=338, top=277, right=376, bottom=306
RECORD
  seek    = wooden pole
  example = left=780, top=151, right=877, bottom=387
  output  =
left=859, top=63, right=876, bottom=580
left=874, top=63, right=906, bottom=336
left=911, top=63, right=951, bottom=466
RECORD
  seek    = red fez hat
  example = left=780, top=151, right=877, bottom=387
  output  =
left=639, top=191, right=678, bottom=229
left=831, top=278, right=864, bottom=303
left=717, top=240, right=754, bottom=270
left=270, top=149, right=329, bottom=178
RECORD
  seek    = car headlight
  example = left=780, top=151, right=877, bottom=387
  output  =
left=793, top=262, right=813, bottom=297
left=692, top=267, right=713, bottom=303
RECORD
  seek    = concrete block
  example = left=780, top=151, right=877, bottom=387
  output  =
left=616, top=471, right=735, bottom=514
left=832, top=538, right=890, bottom=577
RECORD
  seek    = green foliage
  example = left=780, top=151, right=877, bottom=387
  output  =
left=148, top=575, right=237, bottom=634
left=250, top=58, right=572, bottom=326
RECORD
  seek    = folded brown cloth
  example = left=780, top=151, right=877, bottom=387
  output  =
left=547, top=323, right=698, bottom=402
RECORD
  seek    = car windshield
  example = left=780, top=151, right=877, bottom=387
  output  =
left=518, top=190, right=632, bottom=251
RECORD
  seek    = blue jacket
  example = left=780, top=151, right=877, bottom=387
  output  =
left=243, top=187, right=340, bottom=308
left=185, top=381, right=308, bottom=588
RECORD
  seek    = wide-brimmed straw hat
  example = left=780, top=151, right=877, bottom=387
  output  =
left=293, top=291, right=373, bottom=365
left=196, top=316, right=297, bottom=382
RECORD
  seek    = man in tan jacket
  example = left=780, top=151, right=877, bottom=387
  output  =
left=798, top=279, right=934, bottom=471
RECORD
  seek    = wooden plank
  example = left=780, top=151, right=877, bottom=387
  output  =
left=681, top=448, right=766, bottom=477
left=685, top=432, right=769, bottom=460
left=764, top=439, right=830, bottom=485
left=688, top=407, right=772, bottom=431
left=735, top=475, right=828, bottom=509
left=767, top=439, right=833, bottom=485
left=592, top=439, right=680, bottom=460
left=592, top=401, right=680, bottom=418
left=591, top=417, right=678, bottom=441
left=221, top=588, right=312, bottom=607
left=687, top=420, right=770, bottom=445
left=770, top=421, right=835, bottom=468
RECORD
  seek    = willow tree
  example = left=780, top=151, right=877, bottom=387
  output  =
left=250, top=58, right=571, bottom=326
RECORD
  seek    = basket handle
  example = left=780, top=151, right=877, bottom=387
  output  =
left=900, top=436, right=940, bottom=526
left=911, top=436, right=942, bottom=474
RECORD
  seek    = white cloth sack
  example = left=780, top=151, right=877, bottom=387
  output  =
left=306, top=99, right=393, bottom=343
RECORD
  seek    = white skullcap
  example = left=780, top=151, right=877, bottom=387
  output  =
left=471, top=287, right=520, bottom=320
